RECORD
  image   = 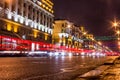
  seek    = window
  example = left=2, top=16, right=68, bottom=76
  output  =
left=40, top=12, right=43, bottom=24
left=0, top=2, right=3, bottom=8
left=18, top=8, right=21, bottom=15
left=12, top=3, right=15, bottom=11
left=33, top=9, right=35, bottom=20
left=62, top=24, right=64, bottom=27
left=5, top=2, right=9, bottom=9
left=37, top=11, right=39, bottom=22
left=24, top=3, right=26, bottom=8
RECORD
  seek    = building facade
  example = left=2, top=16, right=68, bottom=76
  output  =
left=53, top=20, right=83, bottom=53
left=0, top=0, right=54, bottom=52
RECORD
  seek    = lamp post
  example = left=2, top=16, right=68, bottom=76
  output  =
left=112, top=18, right=120, bottom=50
left=112, top=19, right=120, bottom=40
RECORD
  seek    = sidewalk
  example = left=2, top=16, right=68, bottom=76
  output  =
left=100, top=56, right=120, bottom=80
left=75, top=56, right=120, bottom=80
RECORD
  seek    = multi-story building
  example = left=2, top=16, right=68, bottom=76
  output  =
left=85, top=34, right=94, bottom=49
left=53, top=20, right=83, bottom=53
left=0, top=0, right=54, bottom=52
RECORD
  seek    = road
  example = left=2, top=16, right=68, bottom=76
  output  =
left=0, top=56, right=106, bottom=80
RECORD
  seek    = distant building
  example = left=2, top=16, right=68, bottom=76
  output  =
left=84, top=34, right=94, bottom=49
left=53, top=20, right=83, bottom=50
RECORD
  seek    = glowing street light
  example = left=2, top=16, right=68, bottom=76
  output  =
left=113, top=21, right=118, bottom=27
left=116, top=30, right=120, bottom=34
left=112, top=18, right=119, bottom=27
left=111, top=18, right=120, bottom=50
left=83, top=32, right=87, bottom=35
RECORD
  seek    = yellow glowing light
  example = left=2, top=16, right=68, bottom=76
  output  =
left=117, top=30, right=120, bottom=34
left=80, top=27, right=84, bottom=32
left=45, top=34, right=48, bottom=40
left=83, top=32, right=87, bottom=35
left=46, top=0, right=54, bottom=5
left=42, top=4, right=45, bottom=8
left=91, top=38, right=94, bottom=41
left=67, top=25, right=71, bottom=28
left=113, top=22, right=118, bottom=27
left=49, top=9, right=51, bottom=11
left=111, top=18, right=119, bottom=28
left=14, top=26, right=18, bottom=33
left=118, top=41, right=120, bottom=45
left=118, top=37, right=120, bottom=40
left=7, top=23, right=12, bottom=31
left=46, top=7, right=49, bottom=10
left=51, top=10, right=54, bottom=13
left=98, top=41, right=102, bottom=45
left=34, top=33, right=37, bottom=38
left=59, top=40, right=62, bottom=43
left=33, top=30, right=38, bottom=38
left=42, top=0, right=53, bottom=8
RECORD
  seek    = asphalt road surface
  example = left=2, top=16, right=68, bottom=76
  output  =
left=0, top=56, right=106, bottom=80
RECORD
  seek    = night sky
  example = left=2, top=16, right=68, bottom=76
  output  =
left=53, top=0, right=120, bottom=36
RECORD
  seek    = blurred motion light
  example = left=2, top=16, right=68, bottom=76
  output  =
left=61, top=52, right=65, bottom=56
left=69, top=53, right=72, bottom=57
left=55, top=52, right=59, bottom=56
left=81, top=52, right=85, bottom=56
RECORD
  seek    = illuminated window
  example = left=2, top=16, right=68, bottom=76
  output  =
left=45, top=34, right=48, bottom=40
left=5, top=2, right=9, bottom=9
left=33, top=30, right=38, bottom=38
left=7, top=23, right=12, bottom=31
left=13, top=26, right=18, bottom=33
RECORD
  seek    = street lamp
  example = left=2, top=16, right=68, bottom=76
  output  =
left=113, top=22, right=118, bottom=28
left=112, top=18, right=120, bottom=40
left=112, top=18, right=120, bottom=50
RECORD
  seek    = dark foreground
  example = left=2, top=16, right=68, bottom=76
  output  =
left=0, top=56, right=106, bottom=80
